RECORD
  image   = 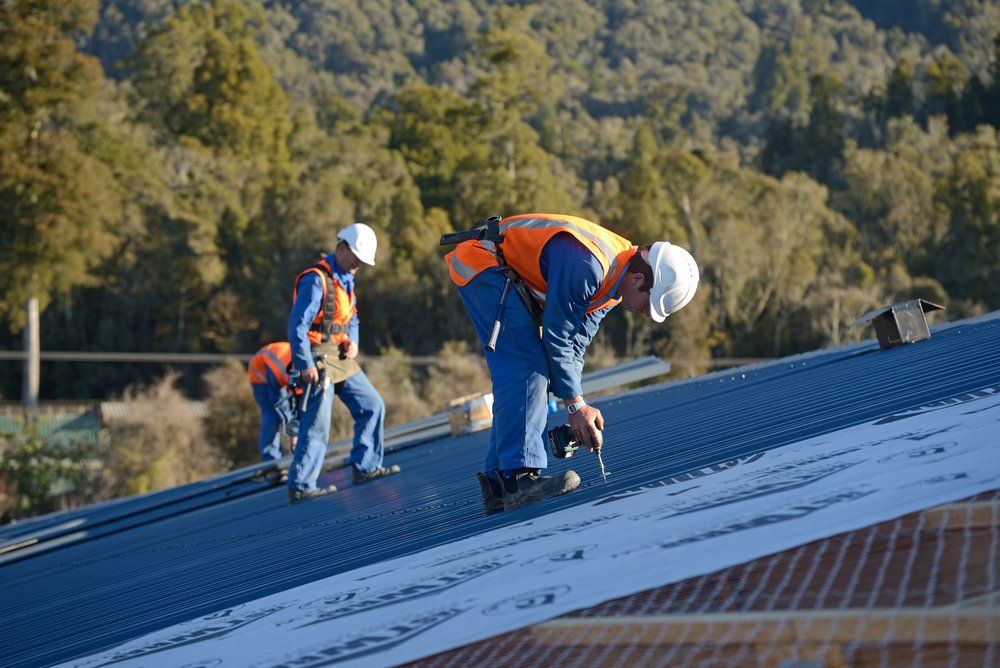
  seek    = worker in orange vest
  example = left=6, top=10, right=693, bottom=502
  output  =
left=446, top=214, right=699, bottom=515
left=248, top=341, right=297, bottom=462
left=285, top=224, right=400, bottom=503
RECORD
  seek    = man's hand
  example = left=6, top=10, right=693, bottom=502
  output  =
left=339, top=340, right=358, bottom=359
left=568, top=403, right=605, bottom=453
left=301, top=367, right=320, bottom=385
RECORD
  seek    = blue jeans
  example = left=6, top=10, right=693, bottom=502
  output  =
left=252, top=383, right=283, bottom=462
left=287, top=370, right=386, bottom=491
left=458, top=268, right=549, bottom=477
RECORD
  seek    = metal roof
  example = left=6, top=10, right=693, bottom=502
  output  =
left=0, top=356, right=672, bottom=562
left=2, top=311, right=999, bottom=668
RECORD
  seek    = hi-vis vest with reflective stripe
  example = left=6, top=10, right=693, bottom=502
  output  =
left=248, top=342, right=293, bottom=388
left=292, top=259, right=356, bottom=346
left=446, top=214, right=637, bottom=313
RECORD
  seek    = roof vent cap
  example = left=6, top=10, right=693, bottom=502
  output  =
left=855, top=299, right=945, bottom=350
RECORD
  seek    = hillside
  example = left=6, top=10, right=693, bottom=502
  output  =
left=0, top=0, right=998, bottom=401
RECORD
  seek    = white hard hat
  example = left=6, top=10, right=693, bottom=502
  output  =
left=647, top=242, right=699, bottom=322
left=337, top=223, right=377, bottom=265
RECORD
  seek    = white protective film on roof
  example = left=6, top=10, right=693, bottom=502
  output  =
left=61, top=385, right=1000, bottom=668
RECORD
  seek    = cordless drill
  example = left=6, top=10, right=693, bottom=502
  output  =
left=548, top=424, right=609, bottom=482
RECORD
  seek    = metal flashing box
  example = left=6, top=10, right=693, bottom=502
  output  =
left=855, top=299, right=945, bottom=350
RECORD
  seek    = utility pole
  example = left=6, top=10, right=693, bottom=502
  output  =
left=23, top=297, right=39, bottom=411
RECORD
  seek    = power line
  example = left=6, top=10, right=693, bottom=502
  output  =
left=0, top=351, right=252, bottom=363
left=0, top=350, right=769, bottom=368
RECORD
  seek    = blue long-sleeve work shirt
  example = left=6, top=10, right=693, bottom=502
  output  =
left=538, top=233, right=625, bottom=399
left=288, top=254, right=359, bottom=371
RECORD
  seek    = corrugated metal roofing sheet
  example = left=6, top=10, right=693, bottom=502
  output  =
left=0, top=356, right=672, bottom=562
left=2, top=312, right=998, bottom=668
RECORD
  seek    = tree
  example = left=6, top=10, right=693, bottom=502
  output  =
left=924, top=50, right=969, bottom=130
left=125, top=0, right=303, bottom=350
left=387, top=83, right=479, bottom=214
left=959, top=33, right=1000, bottom=132
left=0, top=0, right=121, bottom=328
left=131, top=1, right=291, bottom=170
left=837, top=144, right=937, bottom=261
left=387, top=17, right=580, bottom=229
left=934, top=126, right=1000, bottom=309
left=760, top=74, right=847, bottom=186
left=751, top=38, right=810, bottom=120
left=608, top=123, right=682, bottom=243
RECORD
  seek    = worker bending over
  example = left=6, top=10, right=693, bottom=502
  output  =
left=446, top=213, right=699, bottom=515
left=248, top=341, right=297, bottom=462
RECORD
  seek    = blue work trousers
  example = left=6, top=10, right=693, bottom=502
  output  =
left=458, top=268, right=549, bottom=476
left=287, top=370, right=386, bottom=491
left=252, top=383, right=283, bottom=462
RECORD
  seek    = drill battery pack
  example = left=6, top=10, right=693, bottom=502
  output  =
left=548, top=424, right=579, bottom=459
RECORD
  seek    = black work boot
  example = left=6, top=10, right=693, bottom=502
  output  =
left=288, top=484, right=337, bottom=504
left=476, top=472, right=505, bottom=516
left=500, top=469, right=580, bottom=511
left=252, top=467, right=287, bottom=486
left=352, top=464, right=401, bottom=485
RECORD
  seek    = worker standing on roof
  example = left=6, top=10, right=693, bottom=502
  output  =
left=285, top=224, right=400, bottom=504
left=248, top=341, right=298, bottom=462
left=445, top=213, right=699, bottom=515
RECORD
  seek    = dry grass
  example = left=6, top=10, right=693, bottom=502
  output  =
left=103, top=373, right=226, bottom=497
left=421, top=341, right=491, bottom=412
left=362, top=346, right=428, bottom=427
left=205, top=361, right=262, bottom=467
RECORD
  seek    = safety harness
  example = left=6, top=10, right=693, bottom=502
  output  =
left=311, top=263, right=352, bottom=344
left=440, top=216, right=543, bottom=351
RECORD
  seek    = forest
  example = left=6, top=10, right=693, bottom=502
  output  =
left=3, top=0, right=1000, bottom=395
left=1, top=1, right=999, bottom=515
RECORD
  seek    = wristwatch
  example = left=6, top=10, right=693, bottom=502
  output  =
left=566, top=400, right=587, bottom=415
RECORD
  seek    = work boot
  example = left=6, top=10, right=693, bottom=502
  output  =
left=476, top=472, right=505, bottom=516
left=252, top=467, right=287, bottom=486
left=262, top=469, right=289, bottom=485
left=352, top=464, right=401, bottom=485
left=288, top=484, right=337, bottom=504
left=500, top=469, right=580, bottom=511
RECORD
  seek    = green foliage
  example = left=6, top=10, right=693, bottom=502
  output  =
left=0, top=0, right=121, bottom=328
left=751, top=38, right=811, bottom=119
left=837, top=139, right=939, bottom=260
left=2, top=0, right=1000, bottom=407
left=848, top=0, right=1000, bottom=77
left=0, top=428, right=94, bottom=522
left=934, top=126, right=1000, bottom=309
left=761, top=74, right=847, bottom=186
left=473, top=6, right=565, bottom=120
left=387, top=25, right=581, bottom=229
left=605, top=123, right=692, bottom=244
left=131, top=1, right=292, bottom=167
left=0, top=0, right=100, bottom=122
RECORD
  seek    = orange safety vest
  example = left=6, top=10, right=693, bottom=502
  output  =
left=292, top=259, right=356, bottom=346
left=446, top=214, right=637, bottom=313
left=248, top=341, right=293, bottom=388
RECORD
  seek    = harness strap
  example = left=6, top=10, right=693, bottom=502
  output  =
left=499, top=266, right=544, bottom=329
left=309, top=265, right=351, bottom=342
